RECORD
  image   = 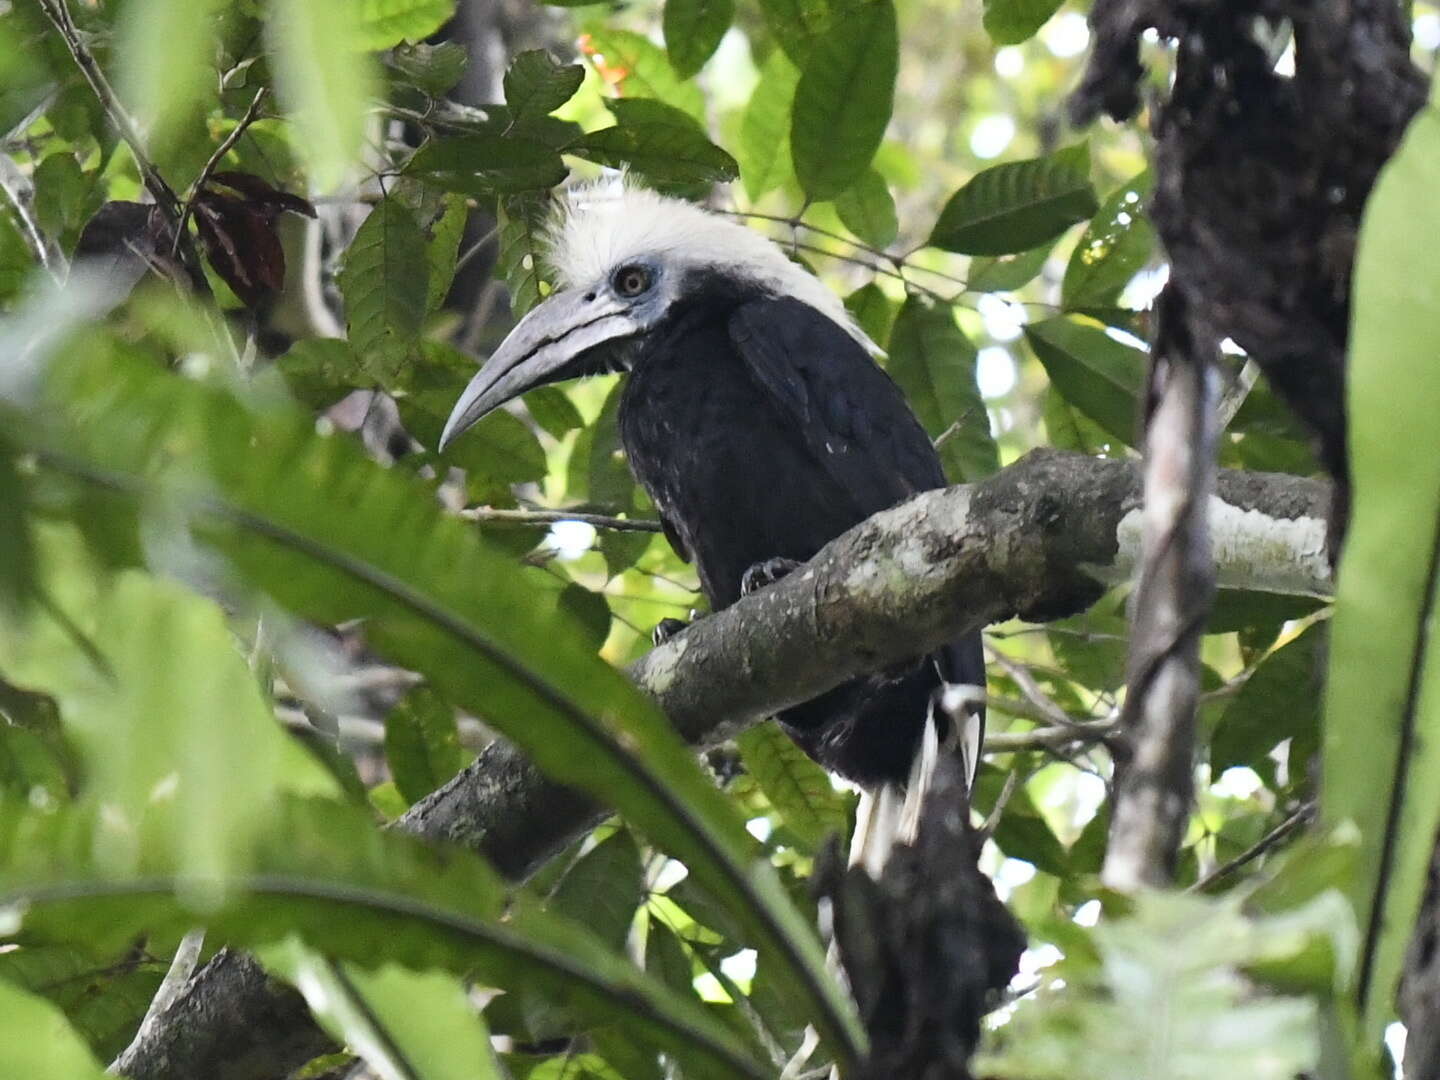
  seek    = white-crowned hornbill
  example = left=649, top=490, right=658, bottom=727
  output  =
left=441, top=180, right=985, bottom=821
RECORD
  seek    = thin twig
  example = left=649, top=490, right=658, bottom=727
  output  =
left=461, top=507, right=663, bottom=532
left=454, top=223, right=501, bottom=275
left=0, top=152, right=62, bottom=280
left=984, top=720, right=1116, bottom=754
left=1190, top=801, right=1315, bottom=892
left=987, top=647, right=1101, bottom=736
left=174, top=87, right=270, bottom=257
left=1215, top=358, right=1260, bottom=431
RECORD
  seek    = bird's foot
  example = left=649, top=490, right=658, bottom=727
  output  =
left=740, top=557, right=803, bottom=597
left=652, top=617, right=689, bottom=647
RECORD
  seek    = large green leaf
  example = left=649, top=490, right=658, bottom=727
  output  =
left=832, top=168, right=898, bottom=248
left=355, top=0, right=457, bottom=50
left=738, top=50, right=801, bottom=201
left=385, top=686, right=466, bottom=805
left=550, top=830, right=646, bottom=952
left=664, top=0, right=735, bottom=78
left=736, top=722, right=848, bottom=853
left=1322, top=97, right=1440, bottom=1046
left=425, top=195, right=468, bottom=316
left=981, top=0, right=1064, bottom=45
left=504, top=51, right=586, bottom=126
left=0, top=798, right=765, bottom=1080
left=0, top=436, right=34, bottom=612
left=264, top=943, right=504, bottom=1080
left=886, top=296, right=998, bottom=482
left=570, top=102, right=739, bottom=185
left=339, top=197, right=430, bottom=383
left=790, top=0, right=897, bottom=201
left=929, top=145, right=1098, bottom=256
left=975, top=893, right=1321, bottom=1079
left=0, top=526, right=335, bottom=886
left=1024, top=316, right=1144, bottom=448
left=1211, top=623, right=1324, bottom=775
left=0, top=978, right=108, bottom=1079
left=22, top=345, right=864, bottom=1069
left=406, top=134, right=569, bottom=195
left=1062, top=171, right=1155, bottom=310
left=756, top=0, right=845, bottom=63
left=116, top=0, right=224, bottom=157
left=268, top=0, right=377, bottom=191
left=498, top=192, right=551, bottom=319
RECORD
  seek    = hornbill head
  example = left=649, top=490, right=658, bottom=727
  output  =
left=439, top=179, right=873, bottom=450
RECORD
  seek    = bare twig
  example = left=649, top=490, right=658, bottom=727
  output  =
left=0, top=153, right=63, bottom=279
left=461, top=507, right=663, bottom=533
left=1190, top=801, right=1316, bottom=893
left=173, top=87, right=270, bottom=256
left=986, top=647, right=1101, bottom=737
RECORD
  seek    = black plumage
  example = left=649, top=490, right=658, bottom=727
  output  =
left=617, top=286, right=982, bottom=787
left=441, top=189, right=985, bottom=790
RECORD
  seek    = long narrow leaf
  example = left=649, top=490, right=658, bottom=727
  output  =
left=1322, top=94, right=1440, bottom=1046
left=24, top=347, right=865, bottom=1069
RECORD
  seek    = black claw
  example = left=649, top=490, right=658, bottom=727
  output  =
left=740, top=556, right=803, bottom=597
left=652, top=617, right=688, bottom=647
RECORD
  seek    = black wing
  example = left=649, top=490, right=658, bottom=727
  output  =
left=728, top=296, right=946, bottom=519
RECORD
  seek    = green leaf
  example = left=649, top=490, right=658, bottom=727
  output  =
left=1062, top=171, right=1155, bottom=310
left=0, top=529, right=335, bottom=885
left=264, top=944, right=503, bottom=1080
left=974, top=893, right=1320, bottom=1079
left=525, top=387, right=585, bottom=439
left=832, top=168, right=898, bottom=248
left=559, top=583, right=613, bottom=654
left=990, top=784, right=1068, bottom=876
left=116, top=0, right=224, bottom=156
left=1211, top=624, right=1324, bottom=774
left=0, top=943, right=163, bottom=1063
left=504, top=51, right=586, bottom=126
left=790, top=0, right=897, bottom=201
left=385, top=685, right=466, bottom=805
left=580, top=30, right=705, bottom=122
left=0, top=978, right=107, bottom=1079
left=388, top=41, right=469, bottom=97
left=425, top=195, right=468, bottom=315
left=1024, top=315, right=1144, bottom=447
left=756, top=0, right=844, bottom=63
left=407, top=134, right=569, bottom=195
left=981, top=0, right=1064, bottom=45
left=567, top=380, right=638, bottom=510
left=2, top=798, right=765, bottom=1080
left=843, top=282, right=894, bottom=346
left=0, top=437, right=34, bottom=612
left=571, top=106, right=739, bottom=186
left=268, top=0, right=377, bottom=191
left=664, top=0, right=735, bottom=78
left=738, top=50, right=801, bottom=201
left=929, top=144, right=1099, bottom=256
left=498, top=192, right=551, bottom=318
left=887, top=296, right=998, bottom=482
left=1322, top=100, right=1440, bottom=1045
left=550, top=830, right=645, bottom=951
left=339, top=197, right=430, bottom=383
left=26, top=345, right=863, bottom=1070
left=737, top=722, right=848, bottom=852
left=966, top=243, right=1053, bottom=293
left=279, top=338, right=371, bottom=406
left=0, top=210, right=33, bottom=303
left=355, top=0, right=457, bottom=51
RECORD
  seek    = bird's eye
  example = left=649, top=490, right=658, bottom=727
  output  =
left=613, top=264, right=652, bottom=298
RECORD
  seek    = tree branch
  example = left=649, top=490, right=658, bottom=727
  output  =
left=112, top=450, right=1332, bottom=1079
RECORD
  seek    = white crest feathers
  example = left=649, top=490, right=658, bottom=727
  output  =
left=543, top=177, right=877, bottom=352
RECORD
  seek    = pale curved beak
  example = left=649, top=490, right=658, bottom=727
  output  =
left=439, top=288, right=639, bottom=451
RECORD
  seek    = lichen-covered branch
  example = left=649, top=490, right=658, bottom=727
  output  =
left=113, top=450, right=1331, bottom=1080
